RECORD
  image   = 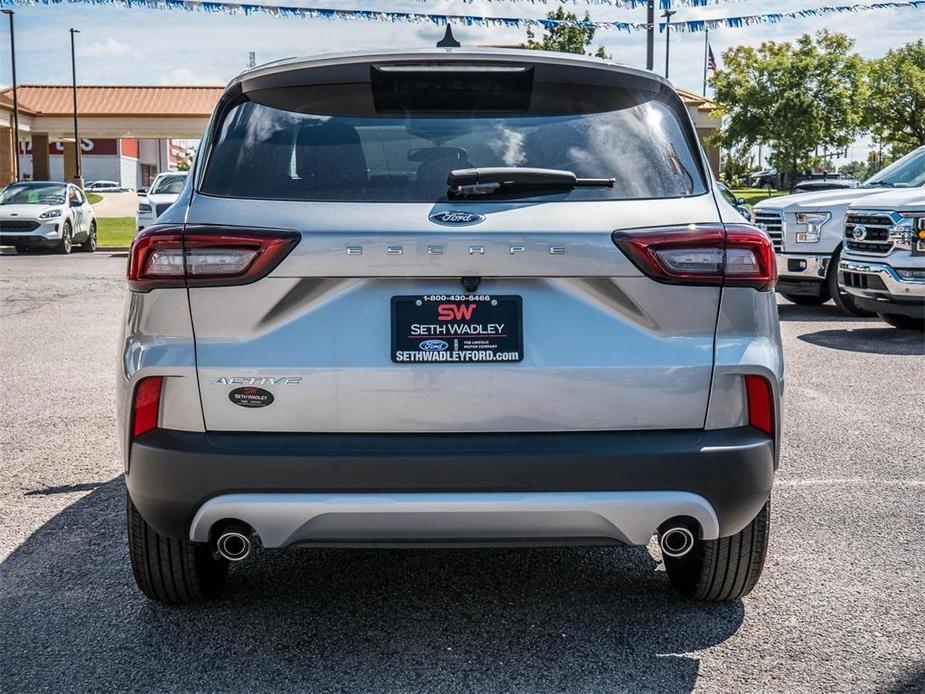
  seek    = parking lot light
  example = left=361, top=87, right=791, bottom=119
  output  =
left=2, top=9, right=20, bottom=182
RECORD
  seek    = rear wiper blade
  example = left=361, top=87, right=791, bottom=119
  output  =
left=447, top=167, right=614, bottom=197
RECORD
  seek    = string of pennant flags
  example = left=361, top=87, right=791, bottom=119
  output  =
left=4, top=0, right=924, bottom=34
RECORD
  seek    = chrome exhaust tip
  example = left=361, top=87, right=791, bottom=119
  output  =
left=215, top=530, right=253, bottom=562
left=659, top=526, right=696, bottom=558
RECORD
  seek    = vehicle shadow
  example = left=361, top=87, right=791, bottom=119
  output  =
left=1, top=479, right=745, bottom=693
left=798, top=326, right=924, bottom=355
left=776, top=302, right=878, bottom=323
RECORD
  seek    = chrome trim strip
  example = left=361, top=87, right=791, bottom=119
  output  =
left=189, top=491, right=721, bottom=547
left=838, top=259, right=925, bottom=298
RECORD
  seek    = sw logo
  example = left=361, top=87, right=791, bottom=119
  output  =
left=437, top=303, right=476, bottom=321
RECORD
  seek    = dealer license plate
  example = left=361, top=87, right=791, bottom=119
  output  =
left=391, top=294, right=523, bottom=363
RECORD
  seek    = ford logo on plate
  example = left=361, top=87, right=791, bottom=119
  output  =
left=420, top=339, right=449, bottom=351
left=429, top=210, right=485, bottom=226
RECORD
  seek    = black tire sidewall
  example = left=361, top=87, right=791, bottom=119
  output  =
left=827, top=247, right=876, bottom=317
left=58, top=221, right=73, bottom=254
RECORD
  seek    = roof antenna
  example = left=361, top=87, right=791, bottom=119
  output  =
left=436, top=24, right=460, bottom=48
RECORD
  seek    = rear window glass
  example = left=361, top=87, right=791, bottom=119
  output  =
left=201, top=76, right=706, bottom=203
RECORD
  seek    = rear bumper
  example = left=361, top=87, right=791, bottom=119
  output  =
left=126, top=427, right=776, bottom=545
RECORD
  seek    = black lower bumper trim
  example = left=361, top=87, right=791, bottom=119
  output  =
left=127, top=427, right=775, bottom=541
left=776, top=278, right=826, bottom=297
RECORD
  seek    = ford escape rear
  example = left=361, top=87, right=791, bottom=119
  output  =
left=119, top=49, right=782, bottom=604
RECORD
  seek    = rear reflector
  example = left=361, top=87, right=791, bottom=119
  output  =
left=132, top=376, right=163, bottom=439
left=744, top=374, right=774, bottom=437
left=613, top=223, right=776, bottom=291
left=127, top=225, right=299, bottom=291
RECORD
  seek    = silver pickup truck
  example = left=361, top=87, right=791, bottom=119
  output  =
left=752, top=146, right=925, bottom=315
left=839, top=189, right=925, bottom=330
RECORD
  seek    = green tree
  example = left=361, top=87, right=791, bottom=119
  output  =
left=522, top=6, right=608, bottom=59
left=837, top=160, right=869, bottom=180
left=710, top=31, right=867, bottom=185
left=865, top=40, right=925, bottom=154
left=720, top=145, right=754, bottom=186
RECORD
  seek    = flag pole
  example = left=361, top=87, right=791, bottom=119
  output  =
left=702, top=28, right=709, bottom=96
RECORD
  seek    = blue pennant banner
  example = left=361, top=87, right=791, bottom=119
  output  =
left=3, top=0, right=923, bottom=34
left=661, top=1, right=925, bottom=32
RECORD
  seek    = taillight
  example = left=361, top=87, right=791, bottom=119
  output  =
left=744, top=374, right=774, bottom=437
left=132, top=376, right=163, bottom=438
left=612, top=223, right=776, bottom=291
left=127, top=225, right=299, bottom=292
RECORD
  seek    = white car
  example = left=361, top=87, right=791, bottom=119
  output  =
left=0, top=181, right=97, bottom=254
left=839, top=188, right=925, bottom=330
left=753, top=145, right=925, bottom=315
left=86, top=180, right=124, bottom=193
left=136, top=172, right=188, bottom=231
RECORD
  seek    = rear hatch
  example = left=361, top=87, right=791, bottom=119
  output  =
left=185, top=52, right=723, bottom=433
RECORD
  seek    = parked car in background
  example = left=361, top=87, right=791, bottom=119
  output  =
left=120, top=48, right=781, bottom=605
left=753, top=145, right=925, bottom=314
left=135, top=171, right=188, bottom=231
left=716, top=181, right=751, bottom=219
left=839, top=189, right=925, bottom=330
left=0, top=181, right=96, bottom=253
left=750, top=170, right=778, bottom=189
left=790, top=179, right=859, bottom=195
left=86, top=180, right=124, bottom=193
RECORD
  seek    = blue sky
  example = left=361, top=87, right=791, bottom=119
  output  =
left=1, top=0, right=923, bottom=163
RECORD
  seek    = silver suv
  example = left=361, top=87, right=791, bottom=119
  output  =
left=119, top=49, right=783, bottom=604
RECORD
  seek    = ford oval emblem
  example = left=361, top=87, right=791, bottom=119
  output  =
left=420, top=339, right=449, bottom=351
left=429, top=210, right=485, bottom=226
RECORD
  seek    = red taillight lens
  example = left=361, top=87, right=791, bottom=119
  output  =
left=744, top=374, right=774, bottom=437
left=127, top=226, right=185, bottom=291
left=127, top=225, right=299, bottom=292
left=612, top=223, right=776, bottom=291
left=132, top=376, right=163, bottom=439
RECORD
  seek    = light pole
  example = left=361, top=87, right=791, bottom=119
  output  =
left=2, top=9, right=20, bottom=182
left=69, top=27, right=82, bottom=186
left=645, top=0, right=654, bottom=71
left=662, top=9, right=677, bottom=79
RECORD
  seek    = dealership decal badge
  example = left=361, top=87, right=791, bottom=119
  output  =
left=229, top=387, right=275, bottom=408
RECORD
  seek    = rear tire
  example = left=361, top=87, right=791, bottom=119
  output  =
left=126, top=493, right=228, bottom=604
left=828, top=248, right=876, bottom=317
left=662, top=500, right=770, bottom=601
left=781, top=292, right=828, bottom=306
left=878, top=313, right=924, bottom=331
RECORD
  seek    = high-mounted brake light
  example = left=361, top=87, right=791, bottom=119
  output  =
left=612, top=224, right=776, bottom=291
left=127, top=225, right=299, bottom=292
left=132, top=376, right=163, bottom=439
left=744, top=374, right=774, bottom=437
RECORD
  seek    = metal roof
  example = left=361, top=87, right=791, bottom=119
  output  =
left=0, top=85, right=223, bottom=117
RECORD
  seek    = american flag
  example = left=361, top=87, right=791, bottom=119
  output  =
left=707, top=45, right=718, bottom=72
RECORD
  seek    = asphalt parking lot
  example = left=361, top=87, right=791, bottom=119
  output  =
left=1, top=252, right=923, bottom=693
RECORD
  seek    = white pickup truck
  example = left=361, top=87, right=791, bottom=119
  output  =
left=839, top=188, right=925, bottom=330
left=752, top=145, right=925, bottom=315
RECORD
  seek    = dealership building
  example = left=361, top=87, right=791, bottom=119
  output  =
left=0, top=85, right=222, bottom=188
left=0, top=84, right=720, bottom=188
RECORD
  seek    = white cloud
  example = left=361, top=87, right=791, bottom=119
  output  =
left=157, top=68, right=223, bottom=86
left=81, top=37, right=131, bottom=59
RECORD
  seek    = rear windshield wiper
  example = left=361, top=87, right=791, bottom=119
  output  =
left=447, top=167, right=614, bottom=197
